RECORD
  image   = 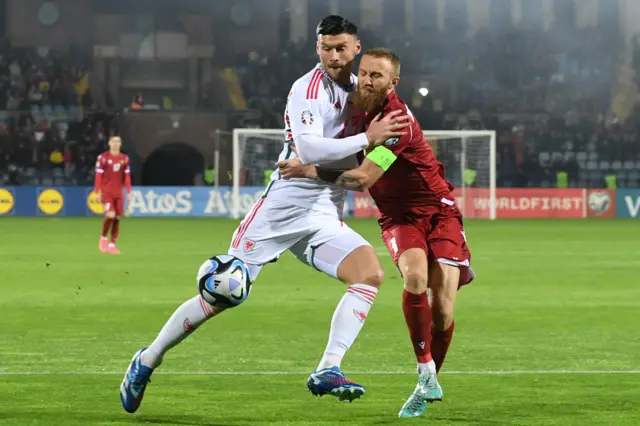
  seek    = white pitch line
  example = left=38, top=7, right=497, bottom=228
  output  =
left=0, top=370, right=639, bottom=376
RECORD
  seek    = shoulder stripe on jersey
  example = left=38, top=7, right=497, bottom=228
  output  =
left=306, top=69, right=322, bottom=100
left=311, top=72, right=323, bottom=99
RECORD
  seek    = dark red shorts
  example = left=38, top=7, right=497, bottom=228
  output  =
left=381, top=213, right=475, bottom=287
left=102, top=194, right=124, bottom=216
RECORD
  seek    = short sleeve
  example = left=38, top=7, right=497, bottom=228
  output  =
left=380, top=102, right=416, bottom=156
left=285, top=75, right=328, bottom=140
left=124, top=156, right=131, bottom=174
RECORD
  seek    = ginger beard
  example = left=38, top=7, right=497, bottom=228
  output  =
left=353, top=82, right=392, bottom=112
left=352, top=53, right=398, bottom=112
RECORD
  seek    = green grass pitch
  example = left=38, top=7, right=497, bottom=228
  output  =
left=0, top=217, right=639, bottom=425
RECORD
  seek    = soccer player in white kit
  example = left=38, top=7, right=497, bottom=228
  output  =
left=119, top=15, right=409, bottom=413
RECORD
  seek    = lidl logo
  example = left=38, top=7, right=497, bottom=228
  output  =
left=0, top=188, right=14, bottom=214
left=38, top=189, right=64, bottom=215
left=87, top=191, right=104, bottom=215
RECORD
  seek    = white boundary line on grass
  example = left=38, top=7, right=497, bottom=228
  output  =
left=1, top=370, right=639, bottom=376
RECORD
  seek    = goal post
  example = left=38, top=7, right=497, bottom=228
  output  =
left=232, top=128, right=286, bottom=219
left=423, top=130, right=497, bottom=220
left=231, top=128, right=497, bottom=220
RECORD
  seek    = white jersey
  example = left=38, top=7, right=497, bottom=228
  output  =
left=263, top=65, right=361, bottom=217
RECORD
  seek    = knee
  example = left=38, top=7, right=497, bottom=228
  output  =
left=105, top=211, right=116, bottom=219
left=360, top=266, right=384, bottom=289
left=338, top=246, right=385, bottom=288
left=403, top=269, right=428, bottom=294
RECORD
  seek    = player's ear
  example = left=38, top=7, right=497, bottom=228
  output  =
left=354, top=38, right=361, bottom=55
left=391, top=76, right=400, bottom=89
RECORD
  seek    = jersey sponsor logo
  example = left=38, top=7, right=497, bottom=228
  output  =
left=353, top=309, right=367, bottom=323
left=0, top=188, right=14, bottom=214
left=301, top=109, right=314, bottom=125
left=38, top=189, right=64, bottom=215
left=384, top=137, right=400, bottom=146
left=87, top=191, right=105, bottom=214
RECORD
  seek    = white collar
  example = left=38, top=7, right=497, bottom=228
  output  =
left=316, top=64, right=356, bottom=92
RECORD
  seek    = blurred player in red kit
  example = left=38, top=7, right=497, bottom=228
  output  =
left=94, top=136, right=132, bottom=254
left=277, top=47, right=475, bottom=418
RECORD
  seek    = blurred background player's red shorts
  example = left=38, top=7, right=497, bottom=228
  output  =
left=102, top=194, right=124, bottom=216
left=381, top=213, right=475, bottom=287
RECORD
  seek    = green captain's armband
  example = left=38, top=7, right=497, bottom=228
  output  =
left=366, top=146, right=397, bottom=171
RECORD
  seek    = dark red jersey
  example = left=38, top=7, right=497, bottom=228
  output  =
left=364, top=91, right=456, bottom=224
left=94, top=151, right=131, bottom=196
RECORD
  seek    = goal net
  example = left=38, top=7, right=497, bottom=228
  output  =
left=231, top=129, right=496, bottom=220
left=424, top=131, right=496, bottom=219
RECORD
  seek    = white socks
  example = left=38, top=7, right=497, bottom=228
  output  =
left=418, top=360, right=437, bottom=374
left=141, top=295, right=217, bottom=368
left=317, top=284, right=378, bottom=371
left=140, top=284, right=379, bottom=372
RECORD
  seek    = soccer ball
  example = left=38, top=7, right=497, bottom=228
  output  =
left=197, top=255, right=252, bottom=308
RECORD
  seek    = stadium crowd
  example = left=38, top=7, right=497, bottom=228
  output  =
left=2, top=18, right=640, bottom=189
left=0, top=44, right=115, bottom=186
left=238, top=21, right=640, bottom=188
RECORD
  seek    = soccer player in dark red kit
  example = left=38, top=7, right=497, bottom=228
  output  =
left=276, top=47, right=475, bottom=418
left=94, top=136, right=132, bottom=254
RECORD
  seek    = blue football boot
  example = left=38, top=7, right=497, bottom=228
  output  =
left=307, top=366, right=365, bottom=402
left=120, top=348, right=154, bottom=413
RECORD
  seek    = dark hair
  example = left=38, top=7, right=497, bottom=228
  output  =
left=316, top=15, right=358, bottom=37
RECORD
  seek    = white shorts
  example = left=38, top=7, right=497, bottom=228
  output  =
left=228, top=198, right=371, bottom=281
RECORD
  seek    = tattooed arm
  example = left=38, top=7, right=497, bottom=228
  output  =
left=315, top=163, right=382, bottom=192
left=277, top=158, right=385, bottom=192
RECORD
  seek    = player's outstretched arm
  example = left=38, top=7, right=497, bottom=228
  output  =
left=277, top=145, right=397, bottom=192
left=286, top=81, right=368, bottom=165
left=295, top=110, right=410, bottom=165
left=318, top=161, right=380, bottom=192
left=295, top=133, right=368, bottom=165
